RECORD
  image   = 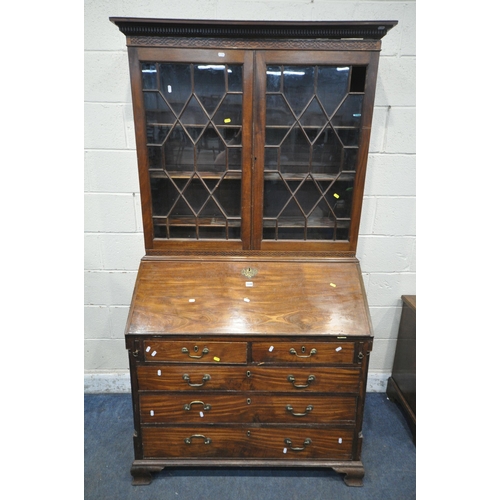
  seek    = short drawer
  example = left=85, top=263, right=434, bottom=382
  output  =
left=137, top=365, right=360, bottom=393
left=142, top=427, right=354, bottom=460
left=252, top=341, right=355, bottom=364
left=140, top=393, right=357, bottom=424
left=143, top=340, right=247, bottom=364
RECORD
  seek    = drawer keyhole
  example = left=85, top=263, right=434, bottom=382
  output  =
left=290, top=347, right=317, bottom=359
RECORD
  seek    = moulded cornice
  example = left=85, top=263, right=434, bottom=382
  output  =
left=109, top=18, right=398, bottom=40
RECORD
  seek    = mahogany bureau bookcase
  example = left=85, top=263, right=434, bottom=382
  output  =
left=109, top=17, right=397, bottom=487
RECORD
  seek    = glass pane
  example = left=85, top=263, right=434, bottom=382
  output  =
left=194, top=64, right=226, bottom=116
left=331, top=95, right=364, bottom=127
left=179, top=96, right=209, bottom=126
left=198, top=197, right=225, bottom=220
left=282, top=66, right=315, bottom=115
left=213, top=94, right=243, bottom=127
left=227, top=226, right=241, bottom=239
left=277, top=227, right=305, bottom=240
left=198, top=125, right=225, bottom=172
left=159, top=64, right=192, bottom=115
left=213, top=178, right=241, bottom=217
left=147, top=125, right=170, bottom=145
left=183, top=177, right=210, bottom=214
left=264, top=148, right=279, bottom=171
left=295, top=179, right=323, bottom=215
left=266, top=95, right=295, bottom=127
left=300, top=97, right=328, bottom=129
left=263, top=178, right=290, bottom=218
left=170, top=226, right=197, bottom=239
left=144, top=92, right=176, bottom=124
left=311, top=127, right=342, bottom=175
left=218, top=127, right=241, bottom=146
left=343, top=148, right=359, bottom=172
left=307, top=227, right=334, bottom=240
left=150, top=176, right=178, bottom=216
left=164, top=125, right=194, bottom=171
left=317, top=66, right=349, bottom=117
left=336, top=128, right=361, bottom=147
left=308, top=198, right=333, bottom=220
left=265, top=127, right=289, bottom=146
left=153, top=224, right=167, bottom=238
left=263, top=225, right=277, bottom=240
left=142, top=63, right=157, bottom=90
left=280, top=196, right=304, bottom=218
left=228, top=65, right=243, bottom=92
left=326, top=179, right=355, bottom=218
left=280, top=126, right=310, bottom=174
left=198, top=226, right=228, bottom=239
left=266, top=66, right=281, bottom=92
left=335, top=226, right=350, bottom=240
left=148, top=146, right=162, bottom=169
left=227, top=148, right=242, bottom=171
left=169, top=193, right=193, bottom=218
left=183, top=125, right=204, bottom=145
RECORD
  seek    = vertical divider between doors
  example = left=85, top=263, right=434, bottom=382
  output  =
left=241, top=50, right=255, bottom=250
left=251, top=52, right=267, bottom=250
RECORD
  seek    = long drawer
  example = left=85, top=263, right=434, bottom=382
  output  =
left=137, top=365, right=361, bottom=393
left=252, top=341, right=355, bottom=364
left=140, top=393, right=357, bottom=424
left=142, top=427, right=354, bottom=460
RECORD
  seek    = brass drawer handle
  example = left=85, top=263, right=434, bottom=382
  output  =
left=184, top=434, right=212, bottom=445
left=289, top=346, right=317, bottom=358
left=287, top=374, right=315, bottom=389
left=285, top=404, right=313, bottom=417
left=181, top=346, right=209, bottom=359
left=184, top=400, right=212, bottom=411
left=284, top=437, right=312, bottom=451
left=182, top=374, right=211, bottom=387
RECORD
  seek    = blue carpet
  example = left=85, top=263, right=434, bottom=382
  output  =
left=84, top=392, right=415, bottom=499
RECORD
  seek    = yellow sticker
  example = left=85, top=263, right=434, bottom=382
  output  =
left=330, top=283, right=337, bottom=287
left=333, top=193, right=340, bottom=199
left=224, top=118, right=231, bottom=123
left=213, top=356, right=221, bottom=362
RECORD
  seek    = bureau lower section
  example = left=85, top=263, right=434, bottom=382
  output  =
left=127, top=335, right=372, bottom=487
